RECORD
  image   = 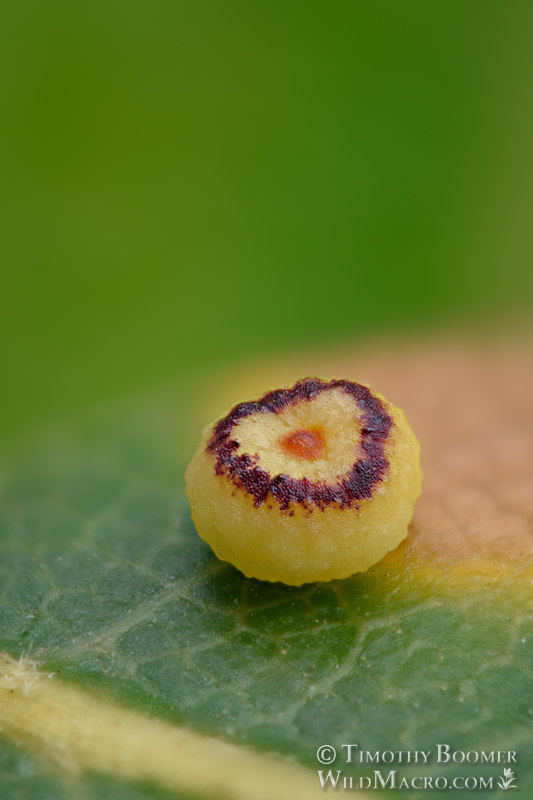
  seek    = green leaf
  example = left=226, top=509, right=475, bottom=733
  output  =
left=1, top=364, right=532, bottom=799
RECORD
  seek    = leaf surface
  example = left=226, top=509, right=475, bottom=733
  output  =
left=1, top=338, right=532, bottom=799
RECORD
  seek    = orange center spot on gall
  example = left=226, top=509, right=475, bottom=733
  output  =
left=278, top=427, right=326, bottom=462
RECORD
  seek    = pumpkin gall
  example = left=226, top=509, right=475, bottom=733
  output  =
left=185, top=378, right=422, bottom=585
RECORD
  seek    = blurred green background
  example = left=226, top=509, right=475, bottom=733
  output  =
left=1, top=0, right=532, bottom=451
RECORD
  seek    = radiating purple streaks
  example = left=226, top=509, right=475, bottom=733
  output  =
left=207, top=378, right=393, bottom=512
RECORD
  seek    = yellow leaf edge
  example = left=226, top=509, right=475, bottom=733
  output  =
left=0, top=652, right=331, bottom=800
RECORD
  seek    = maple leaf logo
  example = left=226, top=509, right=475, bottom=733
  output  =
left=497, top=768, right=518, bottom=790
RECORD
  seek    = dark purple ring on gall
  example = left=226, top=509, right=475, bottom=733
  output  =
left=206, top=378, right=394, bottom=512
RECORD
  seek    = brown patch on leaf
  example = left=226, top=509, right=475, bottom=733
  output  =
left=194, top=334, right=533, bottom=570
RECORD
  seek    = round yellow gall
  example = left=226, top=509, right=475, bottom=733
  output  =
left=185, top=378, right=422, bottom=585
